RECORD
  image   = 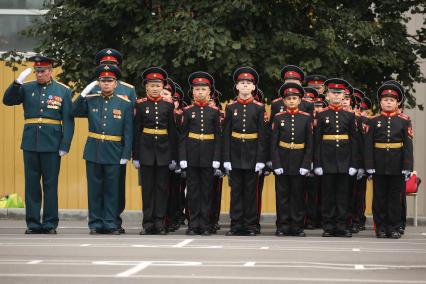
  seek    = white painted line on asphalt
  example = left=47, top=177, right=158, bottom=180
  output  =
left=80, top=244, right=90, bottom=247
left=115, top=261, right=151, bottom=277
left=1, top=273, right=426, bottom=283
left=173, top=239, right=193, bottom=248
left=352, top=248, right=361, bottom=252
left=422, top=233, right=426, bottom=236
left=27, top=260, right=42, bottom=264
left=354, top=265, right=365, bottom=270
left=260, top=246, right=269, bottom=250
left=244, top=262, right=256, bottom=267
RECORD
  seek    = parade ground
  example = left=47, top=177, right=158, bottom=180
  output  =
left=0, top=220, right=425, bottom=284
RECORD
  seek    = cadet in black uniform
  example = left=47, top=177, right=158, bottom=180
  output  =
left=133, top=67, right=178, bottom=235
left=223, top=67, right=266, bottom=236
left=271, top=83, right=313, bottom=237
left=179, top=71, right=221, bottom=235
left=313, top=78, right=359, bottom=237
left=364, top=83, right=413, bottom=239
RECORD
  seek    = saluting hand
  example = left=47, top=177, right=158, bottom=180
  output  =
left=81, top=81, right=99, bottom=98
left=16, top=68, right=32, bottom=84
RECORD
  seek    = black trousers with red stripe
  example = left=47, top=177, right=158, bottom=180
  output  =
left=229, top=169, right=258, bottom=232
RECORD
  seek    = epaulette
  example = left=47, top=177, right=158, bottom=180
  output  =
left=86, top=93, right=101, bottom=98
left=55, top=81, right=71, bottom=89
left=163, top=96, right=173, bottom=104
left=23, top=80, right=36, bottom=85
left=174, top=109, right=183, bottom=115
left=183, top=105, right=194, bottom=111
left=302, top=98, right=313, bottom=103
left=317, top=107, right=329, bottom=113
left=118, top=80, right=135, bottom=89
left=272, top=98, right=282, bottom=103
left=209, top=105, right=219, bottom=111
left=398, top=113, right=410, bottom=120
left=253, top=100, right=264, bottom=106
left=117, top=94, right=131, bottom=102
left=275, top=111, right=286, bottom=117
left=299, top=111, right=311, bottom=116
left=136, top=97, right=147, bottom=103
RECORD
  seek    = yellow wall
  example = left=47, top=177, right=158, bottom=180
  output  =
left=0, top=61, right=372, bottom=214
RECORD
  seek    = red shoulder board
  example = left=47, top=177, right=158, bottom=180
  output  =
left=299, top=111, right=311, bottom=116
left=136, top=97, right=147, bottom=103
left=183, top=105, right=194, bottom=111
left=253, top=100, right=264, bottom=106
left=317, top=107, right=329, bottom=113
left=302, top=98, right=312, bottom=103
left=272, top=98, right=282, bottom=103
left=398, top=113, right=410, bottom=120
left=275, top=111, right=287, bottom=117
left=163, top=97, right=173, bottom=104
left=209, top=105, right=219, bottom=111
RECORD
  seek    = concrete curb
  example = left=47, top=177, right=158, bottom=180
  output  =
left=0, top=208, right=425, bottom=226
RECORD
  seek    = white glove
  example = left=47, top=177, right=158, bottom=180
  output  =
left=402, top=170, right=411, bottom=181
left=314, top=167, right=323, bottom=176
left=81, top=81, right=99, bottom=98
left=58, top=150, right=68, bottom=157
left=255, top=162, right=265, bottom=173
left=348, top=167, right=358, bottom=176
left=120, top=159, right=128, bottom=165
left=169, top=160, right=177, bottom=170
left=133, top=160, right=140, bottom=169
left=266, top=161, right=272, bottom=168
left=223, top=162, right=232, bottom=172
left=179, top=160, right=187, bottom=169
left=16, top=68, right=32, bottom=84
left=366, top=169, right=375, bottom=175
left=274, top=168, right=284, bottom=175
left=214, top=169, right=224, bottom=177
left=299, top=168, right=310, bottom=176
left=212, top=161, right=220, bottom=169
left=174, top=166, right=182, bottom=174
left=356, top=168, right=365, bottom=180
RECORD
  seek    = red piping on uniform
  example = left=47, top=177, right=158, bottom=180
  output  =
left=147, top=95, right=163, bottom=102
left=237, top=97, right=254, bottom=105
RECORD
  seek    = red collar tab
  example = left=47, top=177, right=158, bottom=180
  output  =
left=329, top=104, right=342, bottom=111
left=381, top=110, right=398, bottom=117
left=286, top=108, right=299, bottom=114
left=237, top=96, right=254, bottom=105
left=147, top=95, right=163, bottom=102
left=194, top=100, right=209, bottom=107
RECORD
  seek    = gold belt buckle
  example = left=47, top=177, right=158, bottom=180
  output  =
left=290, top=142, right=294, bottom=149
left=200, top=133, right=204, bottom=140
left=101, top=134, right=105, bottom=141
left=38, top=117, right=42, bottom=122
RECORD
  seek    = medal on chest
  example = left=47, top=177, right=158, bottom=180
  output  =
left=145, top=107, right=150, bottom=114
left=113, top=109, right=122, bottom=119
left=325, top=116, right=330, bottom=124
left=234, top=109, right=238, bottom=116
left=280, top=120, right=285, bottom=127
left=191, top=112, right=196, bottom=119
left=377, top=121, right=381, bottom=128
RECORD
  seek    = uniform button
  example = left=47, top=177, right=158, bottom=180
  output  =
left=387, top=130, right=390, bottom=133
left=336, top=125, right=339, bottom=128
left=103, top=123, right=106, bottom=126
left=105, top=108, right=107, bottom=111
left=102, top=132, right=105, bottom=134
left=243, top=119, right=246, bottom=122
left=243, top=109, right=246, bottom=112
left=201, top=128, right=204, bottom=131
left=335, top=112, right=338, bottom=114
left=42, top=94, right=45, bottom=96
left=41, top=101, right=44, bottom=103
left=243, top=105, right=246, bottom=108
left=336, top=144, right=340, bottom=147
left=291, top=128, right=294, bottom=131
left=155, top=102, right=157, bottom=105
left=155, top=136, right=157, bottom=139
left=291, top=115, right=294, bottom=118
left=155, top=126, right=158, bottom=129
left=336, top=130, right=340, bottom=133
left=201, top=124, right=204, bottom=127
left=201, top=120, right=204, bottom=122
left=105, top=101, right=108, bottom=104
left=336, top=120, right=339, bottom=123
left=336, top=139, right=340, bottom=142
left=155, top=107, right=158, bottom=110
left=43, top=87, right=46, bottom=90
left=291, top=137, right=295, bottom=140
left=243, top=129, right=246, bottom=132
left=156, top=121, right=159, bottom=124
left=39, top=126, right=42, bottom=129
left=40, top=109, right=43, bottom=112
left=243, top=115, right=246, bottom=117
left=242, top=139, right=245, bottom=142
left=155, top=117, right=158, bottom=119
left=104, top=116, right=107, bottom=118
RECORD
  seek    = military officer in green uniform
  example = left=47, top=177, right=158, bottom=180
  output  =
left=72, top=64, right=133, bottom=235
left=3, top=55, right=75, bottom=234
left=89, top=48, right=136, bottom=234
